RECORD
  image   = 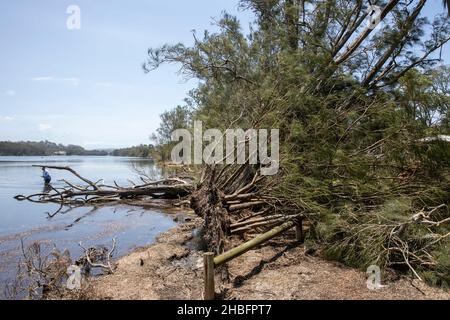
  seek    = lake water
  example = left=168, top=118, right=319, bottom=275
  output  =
left=0, top=156, right=179, bottom=298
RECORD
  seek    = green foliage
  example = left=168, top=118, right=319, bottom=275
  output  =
left=150, top=105, right=192, bottom=162
left=0, top=141, right=108, bottom=156
left=112, top=144, right=155, bottom=158
left=145, top=1, right=450, bottom=286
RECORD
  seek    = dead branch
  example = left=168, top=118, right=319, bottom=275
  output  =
left=228, top=201, right=265, bottom=212
left=32, top=165, right=100, bottom=190
left=78, top=238, right=116, bottom=274
left=15, top=165, right=195, bottom=209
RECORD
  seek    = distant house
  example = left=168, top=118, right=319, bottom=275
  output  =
left=54, top=151, right=67, bottom=156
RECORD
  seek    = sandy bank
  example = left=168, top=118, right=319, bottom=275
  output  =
left=83, top=220, right=450, bottom=300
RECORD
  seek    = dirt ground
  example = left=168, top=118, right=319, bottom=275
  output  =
left=84, top=219, right=450, bottom=300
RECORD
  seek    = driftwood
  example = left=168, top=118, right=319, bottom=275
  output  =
left=78, top=238, right=117, bottom=274
left=15, top=166, right=194, bottom=209
left=15, top=164, right=304, bottom=260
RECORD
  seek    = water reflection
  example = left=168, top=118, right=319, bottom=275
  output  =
left=127, top=159, right=186, bottom=182
left=42, top=184, right=52, bottom=194
left=0, top=156, right=179, bottom=298
left=64, top=206, right=98, bottom=230
left=129, top=160, right=162, bottom=181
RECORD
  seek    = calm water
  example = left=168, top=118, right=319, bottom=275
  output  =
left=0, top=156, right=178, bottom=297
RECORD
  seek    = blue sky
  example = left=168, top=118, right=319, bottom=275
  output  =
left=0, top=1, right=448, bottom=149
left=0, top=0, right=253, bottom=148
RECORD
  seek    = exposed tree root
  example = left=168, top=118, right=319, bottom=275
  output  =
left=15, top=164, right=303, bottom=259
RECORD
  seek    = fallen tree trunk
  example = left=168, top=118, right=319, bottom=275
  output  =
left=17, top=164, right=303, bottom=259
left=15, top=165, right=194, bottom=208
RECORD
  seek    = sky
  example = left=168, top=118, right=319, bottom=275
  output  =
left=0, top=0, right=253, bottom=149
left=0, top=1, right=448, bottom=149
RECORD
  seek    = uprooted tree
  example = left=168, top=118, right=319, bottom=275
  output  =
left=16, top=0, right=450, bottom=287
left=142, top=0, right=450, bottom=286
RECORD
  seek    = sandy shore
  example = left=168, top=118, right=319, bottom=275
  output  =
left=82, top=218, right=450, bottom=300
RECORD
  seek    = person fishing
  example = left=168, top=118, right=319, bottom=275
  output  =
left=41, top=167, right=51, bottom=184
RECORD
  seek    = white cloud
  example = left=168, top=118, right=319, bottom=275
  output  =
left=4, top=90, right=16, bottom=96
left=3, top=116, right=14, bottom=121
left=38, top=123, right=52, bottom=131
left=31, top=76, right=80, bottom=86
left=32, top=76, right=54, bottom=81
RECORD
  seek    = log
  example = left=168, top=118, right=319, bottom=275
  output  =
left=230, top=214, right=284, bottom=229
left=230, top=215, right=299, bottom=234
left=16, top=165, right=194, bottom=207
left=224, top=193, right=257, bottom=202
left=214, top=220, right=296, bottom=266
left=228, top=201, right=265, bottom=212
left=204, top=252, right=215, bottom=300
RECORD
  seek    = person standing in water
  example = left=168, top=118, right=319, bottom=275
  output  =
left=42, top=167, right=51, bottom=184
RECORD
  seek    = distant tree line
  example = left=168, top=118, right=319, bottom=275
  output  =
left=111, top=144, right=155, bottom=158
left=0, top=141, right=158, bottom=158
left=0, top=141, right=108, bottom=156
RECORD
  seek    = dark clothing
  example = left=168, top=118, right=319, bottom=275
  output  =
left=43, top=171, right=51, bottom=184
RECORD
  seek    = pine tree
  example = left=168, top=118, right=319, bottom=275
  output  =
left=145, top=0, right=450, bottom=286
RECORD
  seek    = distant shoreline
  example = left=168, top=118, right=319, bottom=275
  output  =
left=0, top=140, right=156, bottom=158
left=0, top=155, right=153, bottom=158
